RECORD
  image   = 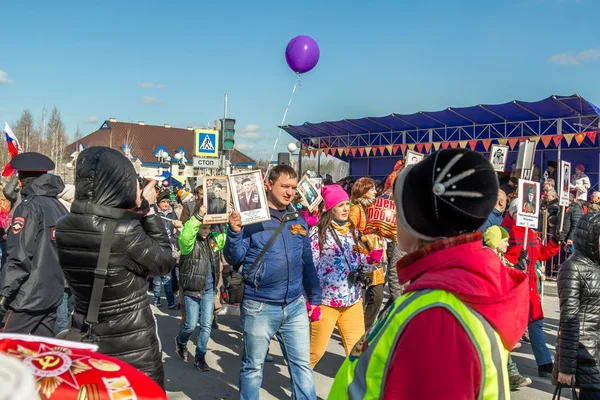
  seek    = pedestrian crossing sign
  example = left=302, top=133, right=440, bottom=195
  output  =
left=194, top=129, right=219, bottom=158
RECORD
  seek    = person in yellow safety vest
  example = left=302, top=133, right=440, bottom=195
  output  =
left=329, top=148, right=530, bottom=399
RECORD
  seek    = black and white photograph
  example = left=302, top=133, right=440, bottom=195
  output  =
left=405, top=150, right=424, bottom=166
left=203, top=176, right=230, bottom=224
left=298, top=176, right=322, bottom=212
left=559, top=161, right=571, bottom=207
left=229, top=170, right=270, bottom=225
left=489, top=144, right=509, bottom=172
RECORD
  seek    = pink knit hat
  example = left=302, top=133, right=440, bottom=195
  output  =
left=322, top=184, right=349, bottom=211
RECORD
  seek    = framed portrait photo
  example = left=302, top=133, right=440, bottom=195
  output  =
left=489, top=145, right=509, bottom=172
left=516, top=179, right=540, bottom=230
left=297, top=176, right=322, bottom=213
left=405, top=150, right=425, bottom=166
left=203, top=176, right=230, bottom=224
left=229, top=170, right=270, bottom=226
left=309, top=178, right=323, bottom=193
left=559, top=161, right=571, bottom=207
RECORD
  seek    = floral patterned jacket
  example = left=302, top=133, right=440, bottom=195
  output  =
left=309, top=224, right=373, bottom=308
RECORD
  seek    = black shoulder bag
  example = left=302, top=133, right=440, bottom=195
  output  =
left=57, top=220, right=118, bottom=343
left=242, top=210, right=299, bottom=285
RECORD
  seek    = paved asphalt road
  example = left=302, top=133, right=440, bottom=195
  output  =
left=154, top=289, right=567, bottom=400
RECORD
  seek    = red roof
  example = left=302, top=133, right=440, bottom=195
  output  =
left=66, top=120, right=255, bottom=166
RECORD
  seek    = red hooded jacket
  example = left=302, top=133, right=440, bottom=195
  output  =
left=501, top=215, right=560, bottom=321
left=383, top=233, right=529, bottom=400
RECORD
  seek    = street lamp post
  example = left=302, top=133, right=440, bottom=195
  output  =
left=288, top=142, right=301, bottom=177
left=171, top=152, right=183, bottom=188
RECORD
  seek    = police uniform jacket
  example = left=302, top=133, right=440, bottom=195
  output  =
left=0, top=174, right=67, bottom=312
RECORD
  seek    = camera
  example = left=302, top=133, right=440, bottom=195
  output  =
left=348, top=266, right=372, bottom=287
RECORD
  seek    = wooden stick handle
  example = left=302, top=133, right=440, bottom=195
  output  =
left=559, top=205, right=566, bottom=232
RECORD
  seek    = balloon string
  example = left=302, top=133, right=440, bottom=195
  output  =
left=269, top=75, right=301, bottom=163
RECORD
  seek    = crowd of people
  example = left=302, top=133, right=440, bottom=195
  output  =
left=1, top=145, right=600, bottom=399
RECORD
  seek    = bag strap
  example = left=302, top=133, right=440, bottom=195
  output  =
left=552, top=382, right=579, bottom=400
left=85, top=220, right=118, bottom=328
left=328, top=226, right=354, bottom=271
left=242, top=211, right=297, bottom=283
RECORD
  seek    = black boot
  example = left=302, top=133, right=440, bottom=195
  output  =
left=538, top=362, right=553, bottom=378
left=212, top=315, right=219, bottom=330
left=174, top=337, right=188, bottom=362
left=194, top=356, right=210, bottom=372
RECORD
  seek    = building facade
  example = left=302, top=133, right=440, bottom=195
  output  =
left=66, top=119, right=255, bottom=185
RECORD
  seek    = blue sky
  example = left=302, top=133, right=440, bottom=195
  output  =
left=0, top=0, right=598, bottom=160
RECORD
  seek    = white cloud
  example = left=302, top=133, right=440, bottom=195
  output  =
left=0, top=70, right=13, bottom=84
left=236, top=124, right=263, bottom=139
left=141, top=96, right=161, bottom=104
left=239, top=124, right=260, bottom=133
left=137, top=82, right=167, bottom=89
left=548, top=48, right=600, bottom=65
left=82, top=116, right=98, bottom=124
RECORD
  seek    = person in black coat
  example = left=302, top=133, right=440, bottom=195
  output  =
left=563, top=195, right=585, bottom=246
left=0, top=153, right=67, bottom=337
left=555, top=212, right=600, bottom=397
left=55, top=147, right=174, bottom=389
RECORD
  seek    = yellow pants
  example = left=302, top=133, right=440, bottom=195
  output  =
left=310, top=299, right=365, bottom=369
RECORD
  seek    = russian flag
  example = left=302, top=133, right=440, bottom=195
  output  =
left=2, top=123, right=22, bottom=177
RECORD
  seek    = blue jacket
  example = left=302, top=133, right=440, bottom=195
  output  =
left=478, top=208, right=504, bottom=234
left=223, top=208, right=321, bottom=305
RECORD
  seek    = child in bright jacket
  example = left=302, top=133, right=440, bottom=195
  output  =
left=174, top=205, right=226, bottom=372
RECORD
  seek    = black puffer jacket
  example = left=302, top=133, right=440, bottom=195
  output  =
left=554, top=212, right=600, bottom=391
left=563, top=201, right=585, bottom=242
left=55, top=147, right=173, bottom=389
left=180, top=235, right=220, bottom=299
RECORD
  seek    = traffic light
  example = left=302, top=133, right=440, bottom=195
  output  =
left=222, top=118, right=236, bottom=150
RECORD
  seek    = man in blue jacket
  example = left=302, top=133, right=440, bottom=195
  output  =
left=224, top=165, right=321, bottom=400
left=478, top=189, right=506, bottom=233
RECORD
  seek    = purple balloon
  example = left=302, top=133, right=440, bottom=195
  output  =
left=285, top=35, right=320, bottom=74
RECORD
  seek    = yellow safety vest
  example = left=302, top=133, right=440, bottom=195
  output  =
left=329, top=289, right=509, bottom=400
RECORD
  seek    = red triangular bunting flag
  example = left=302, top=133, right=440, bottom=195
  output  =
left=415, top=144, right=424, bottom=153
left=399, top=144, right=407, bottom=155
left=424, top=143, right=433, bottom=153
left=553, top=135, right=563, bottom=147
left=588, top=131, right=597, bottom=144
left=507, top=138, right=519, bottom=150
left=441, top=142, right=451, bottom=149
left=481, top=139, right=492, bottom=151
left=540, top=136, right=552, bottom=148
left=378, top=146, right=385, bottom=155
left=449, top=142, right=459, bottom=149
left=350, top=148, right=357, bottom=157
left=575, top=133, right=586, bottom=145
left=322, top=148, right=329, bottom=156
left=468, top=140, right=478, bottom=151
left=392, top=145, right=400, bottom=155
left=344, top=148, right=350, bottom=156
left=358, top=148, right=365, bottom=157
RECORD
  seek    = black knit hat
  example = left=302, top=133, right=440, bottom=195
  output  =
left=393, top=148, right=499, bottom=240
left=157, top=189, right=171, bottom=203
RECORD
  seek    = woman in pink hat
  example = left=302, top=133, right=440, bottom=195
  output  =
left=308, top=184, right=382, bottom=369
